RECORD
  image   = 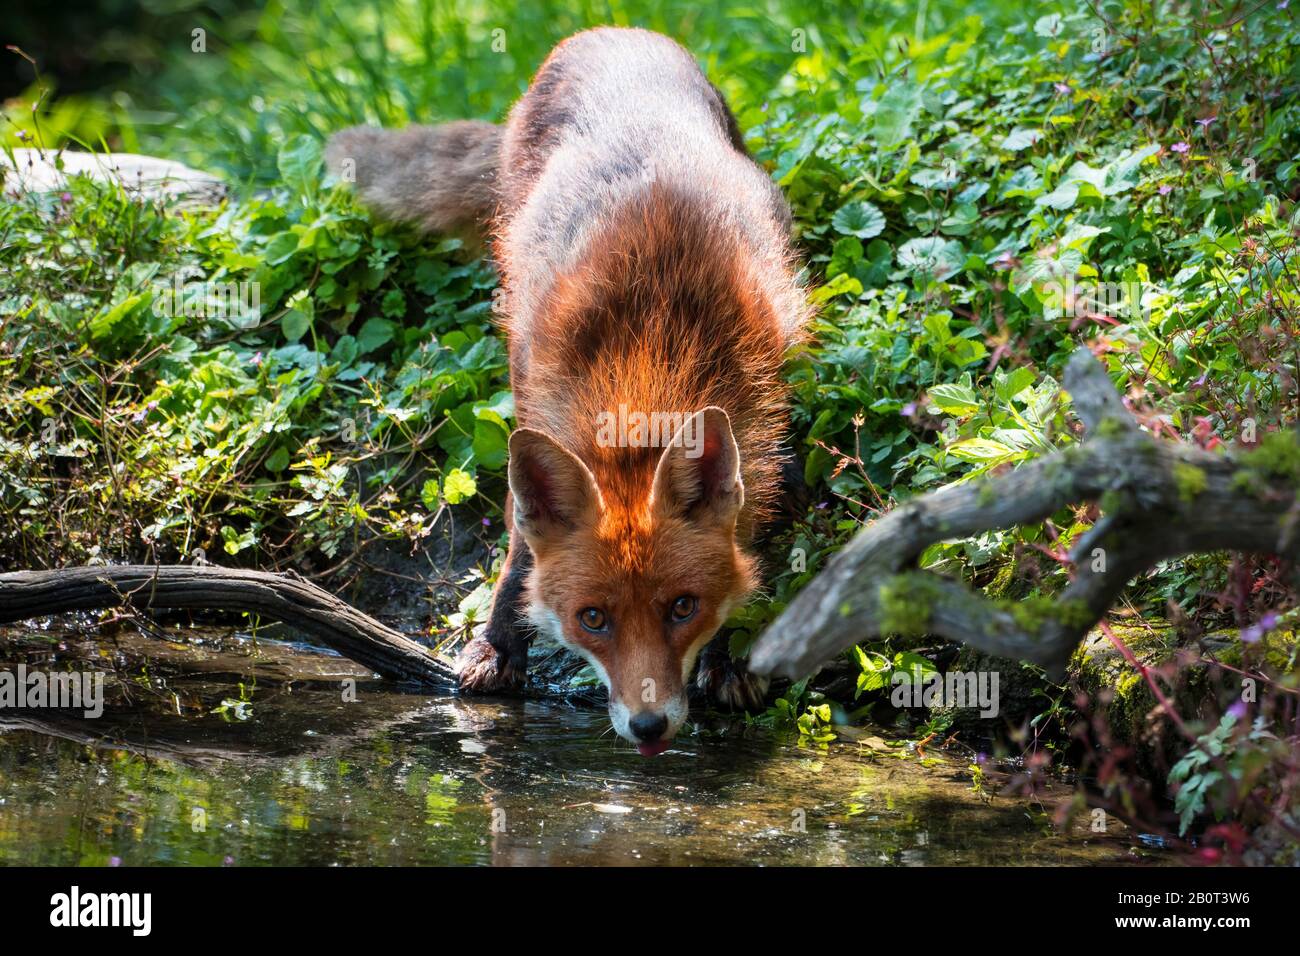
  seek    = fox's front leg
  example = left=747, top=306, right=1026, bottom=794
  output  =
left=456, top=508, right=533, bottom=694
left=692, top=446, right=800, bottom=711
left=693, top=634, right=771, bottom=712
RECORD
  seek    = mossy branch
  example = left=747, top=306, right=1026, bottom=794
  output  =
left=749, top=349, right=1300, bottom=681
left=0, top=565, right=456, bottom=687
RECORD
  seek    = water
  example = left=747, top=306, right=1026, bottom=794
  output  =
left=0, top=623, right=1162, bottom=866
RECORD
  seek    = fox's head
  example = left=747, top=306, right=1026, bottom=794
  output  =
left=507, top=406, right=757, bottom=755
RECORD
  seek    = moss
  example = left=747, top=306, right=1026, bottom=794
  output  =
left=875, top=572, right=941, bottom=636
left=1095, top=417, right=1128, bottom=439
left=1108, top=669, right=1147, bottom=737
left=1098, top=488, right=1125, bottom=514
left=1068, top=621, right=1220, bottom=774
left=1231, top=470, right=1257, bottom=495
left=983, top=559, right=1018, bottom=599
left=1210, top=626, right=1300, bottom=673
left=1247, top=430, right=1300, bottom=479
left=1172, top=461, right=1208, bottom=503
left=1233, top=430, right=1300, bottom=497
left=1263, top=628, right=1299, bottom=673
left=1003, top=594, right=1095, bottom=634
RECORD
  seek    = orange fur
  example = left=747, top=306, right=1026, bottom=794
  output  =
left=505, top=183, right=800, bottom=543
left=329, top=27, right=811, bottom=747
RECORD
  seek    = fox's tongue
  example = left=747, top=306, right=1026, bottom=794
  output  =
left=636, top=740, right=670, bottom=757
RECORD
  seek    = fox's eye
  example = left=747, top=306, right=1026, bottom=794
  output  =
left=578, top=607, right=608, bottom=633
left=670, top=595, right=698, bottom=623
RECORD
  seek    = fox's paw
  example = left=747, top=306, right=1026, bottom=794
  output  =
left=695, top=653, right=770, bottom=712
left=456, top=634, right=526, bottom=694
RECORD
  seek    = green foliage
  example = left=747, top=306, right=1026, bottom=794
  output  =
left=1, top=135, right=505, bottom=565
left=794, top=702, right=838, bottom=749
left=1169, top=712, right=1289, bottom=836
left=875, top=573, right=941, bottom=637
left=5, top=0, right=1300, bottom=847
left=853, top=646, right=939, bottom=698
left=1171, top=461, right=1207, bottom=503
left=1233, top=428, right=1300, bottom=497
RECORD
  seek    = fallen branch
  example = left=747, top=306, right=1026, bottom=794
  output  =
left=0, top=565, right=455, bottom=687
left=749, top=349, right=1300, bottom=681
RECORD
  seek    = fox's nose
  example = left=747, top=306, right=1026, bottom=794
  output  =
left=629, top=712, right=668, bottom=742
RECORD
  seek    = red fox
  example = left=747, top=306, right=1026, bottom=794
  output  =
left=328, top=27, right=809, bottom=755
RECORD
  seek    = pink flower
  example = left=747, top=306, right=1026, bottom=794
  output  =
left=1241, top=612, right=1279, bottom=644
left=1170, top=141, right=1191, bottom=154
left=1158, top=184, right=1173, bottom=195
left=1053, top=83, right=1071, bottom=95
left=1195, top=116, right=1217, bottom=128
left=251, top=351, right=263, bottom=367
left=59, top=191, right=73, bottom=204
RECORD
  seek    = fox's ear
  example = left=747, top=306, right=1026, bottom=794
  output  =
left=651, top=406, right=744, bottom=527
left=508, top=428, right=602, bottom=544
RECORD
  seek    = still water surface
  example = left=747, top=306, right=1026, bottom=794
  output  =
left=0, top=624, right=1160, bottom=865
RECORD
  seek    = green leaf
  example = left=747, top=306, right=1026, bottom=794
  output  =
left=282, top=309, right=310, bottom=342
left=827, top=236, right=864, bottom=278
left=220, top=525, right=256, bottom=555
left=995, top=367, right=1037, bottom=401
left=944, top=336, right=988, bottom=367
left=1000, top=128, right=1041, bottom=151
left=872, top=82, right=923, bottom=147
left=923, top=311, right=953, bottom=346
left=832, top=200, right=886, bottom=239
left=355, top=317, right=396, bottom=355
left=89, top=292, right=149, bottom=341
left=946, top=437, right=1021, bottom=462
left=441, top=467, right=477, bottom=504
left=277, top=134, right=323, bottom=194
left=1033, top=13, right=1063, bottom=37
left=329, top=334, right=358, bottom=366
left=1036, top=181, right=1079, bottom=210
left=927, top=382, right=980, bottom=416
left=810, top=271, right=863, bottom=303
left=892, top=651, right=938, bottom=684
left=910, top=166, right=961, bottom=190
left=381, top=289, right=407, bottom=318
left=265, top=447, right=291, bottom=472
left=472, top=417, right=509, bottom=469
left=420, top=478, right=441, bottom=510
left=263, top=232, right=299, bottom=265
left=897, top=237, right=965, bottom=280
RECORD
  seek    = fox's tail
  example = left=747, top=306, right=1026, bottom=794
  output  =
left=325, top=120, right=500, bottom=235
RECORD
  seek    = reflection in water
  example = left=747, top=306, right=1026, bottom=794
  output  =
left=0, top=625, right=1156, bottom=866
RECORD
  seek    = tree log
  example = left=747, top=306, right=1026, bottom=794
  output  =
left=749, top=349, right=1300, bottom=681
left=0, top=565, right=455, bottom=687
